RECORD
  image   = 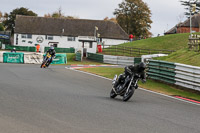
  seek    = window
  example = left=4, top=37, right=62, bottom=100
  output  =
left=89, top=42, right=93, bottom=48
left=68, top=37, right=76, bottom=41
left=21, top=34, right=26, bottom=38
left=27, top=34, right=32, bottom=39
left=46, top=35, right=53, bottom=40
left=21, top=34, right=32, bottom=39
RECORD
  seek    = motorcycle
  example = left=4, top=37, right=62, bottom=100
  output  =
left=110, top=73, right=140, bottom=101
left=40, top=53, right=52, bottom=68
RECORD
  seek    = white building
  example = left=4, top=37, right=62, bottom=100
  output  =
left=14, top=15, right=129, bottom=54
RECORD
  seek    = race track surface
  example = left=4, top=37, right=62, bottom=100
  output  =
left=0, top=63, right=199, bottom=133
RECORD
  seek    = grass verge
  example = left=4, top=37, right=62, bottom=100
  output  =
left=79, top=67, right=200, bottom=101
left=154, top=48, right=200, bottom=67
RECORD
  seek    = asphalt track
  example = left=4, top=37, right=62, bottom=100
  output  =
left=0, top=63, right=199, bottom=133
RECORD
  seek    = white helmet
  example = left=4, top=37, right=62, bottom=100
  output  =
left=50, top=46, right=54, bottom=50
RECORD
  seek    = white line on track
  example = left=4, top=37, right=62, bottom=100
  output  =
left=65, top=67, right=200, bottom=106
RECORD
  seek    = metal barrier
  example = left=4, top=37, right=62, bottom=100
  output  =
left=75, top=51, right=82, bottom=61
left=104, top=55, right=134, bottom=65
left=87, top=53, right=103, bottom=63
left=87, top=53, right=140, bottom=65
left=147, top=60, right=176, bottom=84
left=174, top=63, right=200, bottom=91
left=147, top=60, right=200, bottom=91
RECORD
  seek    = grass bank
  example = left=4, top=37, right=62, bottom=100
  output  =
left=79, top=67, right=200, bottom=101
left=120, top=33, right=189, bottom=50
left=154, top=48, right=200, bottom=67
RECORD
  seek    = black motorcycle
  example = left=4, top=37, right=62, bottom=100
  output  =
left=110, top=73, right=140, bottom=101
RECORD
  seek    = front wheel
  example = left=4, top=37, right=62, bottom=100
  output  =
left=40, top=61, right=45, bottom=68
left=110, top=89, right=117, bottom=99
left=123, top=87, right=135, bottom=102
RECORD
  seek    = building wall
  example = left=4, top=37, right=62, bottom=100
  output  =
left=14, top=33, right=128, bottom=53
left=102, top=38, right=128, bottom=46
left=177, top=27, right=200, bottom=33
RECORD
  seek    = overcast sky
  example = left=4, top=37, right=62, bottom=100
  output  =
left=1, top=0, right=187, bottom=37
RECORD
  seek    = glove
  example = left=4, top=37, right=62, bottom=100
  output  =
left=125, top=67, right=132, bottom=75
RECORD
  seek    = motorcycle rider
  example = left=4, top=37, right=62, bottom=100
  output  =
left=11, top=48, right=16, bottom=53
left=114, top=62, right=146, bottom=92
left=45, top=45, right=56, bottom=67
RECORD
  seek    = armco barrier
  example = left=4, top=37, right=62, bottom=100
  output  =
left=104, top=55, right=134, bottom=65
left=5, top=45, right=36, bottom=52
left=44, top=47, right=75, bottom=53
left=51, top=54, right=67, bottom=64
left=87, top=53, right=141, bottom=65
left=174, top=63, right=200, bottom=91
left=24, top=53, right=43, bottom=64
left=134, top=57, right=141, bottom=65
left=87, top=53, right=103, bottom=62
left=3, top=52, right=24, bottom=63
left=75, top=52, right=82, bottom=61
left=147, top=60, right=200, bottom=91
left=147, top=60, right=176, bottom=84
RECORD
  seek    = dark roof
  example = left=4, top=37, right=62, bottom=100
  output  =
left=164, top=25, right=178, bottom=35
left=165, top=13, right=200, bottom=34
left=15, top=15, right=129, bottom=40
left=181, top=13, right=200, bottom=28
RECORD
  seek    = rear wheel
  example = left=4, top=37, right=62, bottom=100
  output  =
left=40, top=59, right=48, bottom=68
left=110, top=89, right=117, bottom=99
left=40, top=62, right=45, bottom=68
left=123, top=87, right=135, bottom=102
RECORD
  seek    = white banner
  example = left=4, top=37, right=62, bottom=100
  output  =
left=0, top=51, right=4, bottom=63
left=24, top=53, right=43, bottom=64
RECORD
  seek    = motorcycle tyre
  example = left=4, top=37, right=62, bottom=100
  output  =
left=41, top=59, right=48, bottom=68
left=123, top=87, right=135, bottom=102
left=41, top=62, right=45, bottom=68
left=110, top=89, right=117, bottom=99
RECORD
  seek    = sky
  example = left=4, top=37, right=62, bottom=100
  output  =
left=0, top=0, right=187, bottom=37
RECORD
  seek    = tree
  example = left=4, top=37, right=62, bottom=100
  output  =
left=44, top=7, right=78, bottom=19
left=0, top=23, right=4, bottom=31
left=0, top=12, right=9, bottom=23
left=103, top=17, right=117, bottom=23
left=114, top=0, right=152, bottom=38
left=180, top=0, right=200, bottom=18
left=3, top=7, right=37, bottom=34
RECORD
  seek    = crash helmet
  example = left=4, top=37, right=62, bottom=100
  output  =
left=13, top=48, right=16, bottom=50
left=138, top=62, right=146, bottom=72
left=50, top=45, right=54, bottom=50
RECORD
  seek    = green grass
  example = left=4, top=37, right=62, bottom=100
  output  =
left=154, top=48, right=200, bottom=66
left=66, top=53, right=76, bottom=61
left=80, top=67, right=200, bottom=101
left=113, top=33, right=200, bottom=67
left=121, top=33, right=189, bottom=50
left=103, top=33, right=190, bottom=57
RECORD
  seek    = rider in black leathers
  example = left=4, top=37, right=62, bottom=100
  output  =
left=45, top=46, right=56, bottom=67
left=114, top=62, right=146, bottom=92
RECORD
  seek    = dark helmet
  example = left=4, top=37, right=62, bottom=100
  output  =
left=138, top=62, right=146, bottom=72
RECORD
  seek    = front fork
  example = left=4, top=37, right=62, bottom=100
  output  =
left=112, top=75, right=118, bottom=94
